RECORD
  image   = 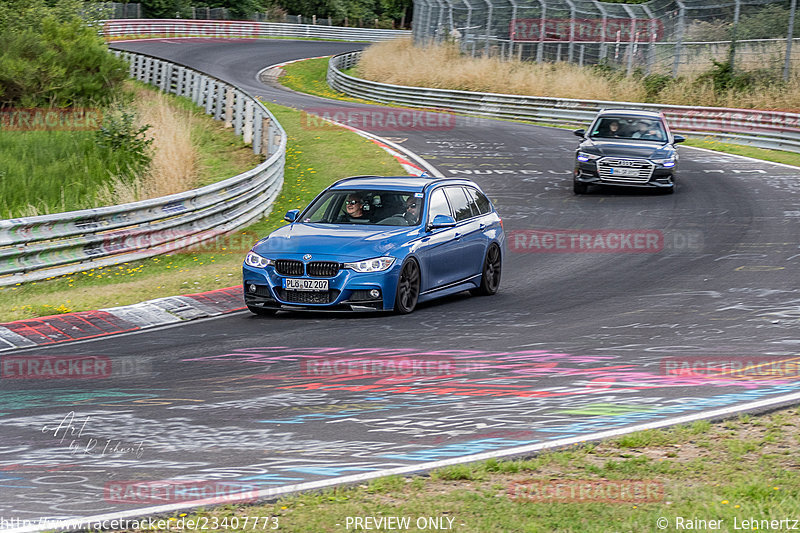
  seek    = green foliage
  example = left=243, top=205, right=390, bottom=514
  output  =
left=641, top=72, right=674, bottom=101
left=95, top=105, right=153, bottom=176
left=694, top=59, right=780, bottom=94
left=140, top=0, right=193, bottom=18
left=0, top=2, right=127, bottom=108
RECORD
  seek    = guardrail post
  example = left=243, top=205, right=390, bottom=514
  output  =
left=215, top=83, right=226, bottom=120
left=191, top=72, right=201, bottom=104
left=234, top=92, right=245, bottom=136
left=205, top=80, right=216, bottom=115
left=225, top=88, right=235, bottom=128
left=253, top=112, right=263, bottom=155
left=243, top=100, right=254, bottom=145
left=262, top=116, right=272, bottom=156
left=175, top=66, right=185, bottom=95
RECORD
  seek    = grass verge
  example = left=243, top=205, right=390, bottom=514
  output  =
left=0, top=102, right=404, bottom=322
left=119, top=405, right=800, bottom=532
left=0, top=81, right=261, bottom=218
left=279, top=57, right=800, bottom=169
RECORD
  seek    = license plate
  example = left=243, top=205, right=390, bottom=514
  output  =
left=609, top=167, right=640, bottom=177
left=284, top=278, right=329, bottom=291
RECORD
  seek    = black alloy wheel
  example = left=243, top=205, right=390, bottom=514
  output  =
left=471, top=244, right=502, bottom=296
left=395, top=259, right=421, bottom=314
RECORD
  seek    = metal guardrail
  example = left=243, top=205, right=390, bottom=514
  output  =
left=101, top=19, right=410, bottom=42
left=0, top=51, right=286, bottom=287
left=328, top=50, right=800, bottom=153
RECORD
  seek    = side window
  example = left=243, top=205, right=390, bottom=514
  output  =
left=427, top=188, right=451, bottom=223
left=467, top=188, right=492, bottom=215
left=462, top=187, right=481, bottom=217
left=444, top=187, right=474, bottom=222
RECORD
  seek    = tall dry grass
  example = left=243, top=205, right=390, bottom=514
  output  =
left=357, top=38, right=647, bottom=102
left=357, top=38, right=800, bottom=111
left=97, top=86, right=198, bottom=205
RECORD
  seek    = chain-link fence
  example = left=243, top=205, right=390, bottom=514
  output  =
left=413, top=0, right=800, bottom=77
left=102, top=2, right=142, bottom=19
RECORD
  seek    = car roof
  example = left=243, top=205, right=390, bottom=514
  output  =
left=330, top=175, right=479, bottom=193
left=596, top=109, right=663, bottom=119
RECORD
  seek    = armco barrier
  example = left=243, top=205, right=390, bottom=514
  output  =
left=0, top=51, right=285, bottom=287
left=101, top=19, right=409, bottom=42
left=328, top=51, right=800, bottom=153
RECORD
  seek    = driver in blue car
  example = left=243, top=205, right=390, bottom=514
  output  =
left=404, top=196, right=420, bottom=225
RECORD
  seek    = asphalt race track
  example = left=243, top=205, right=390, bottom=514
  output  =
left=2, top=38, right=800, bottom=525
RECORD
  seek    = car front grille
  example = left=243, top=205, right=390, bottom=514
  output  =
left=276, top=289, right=340, bottom=304
left=307, top=261, right=341, bottom=277
left=275, top=259, right=304, bottom=276
left=597, top=158, right=654, bottom=183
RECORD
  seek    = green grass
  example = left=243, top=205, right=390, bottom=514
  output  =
left=0, top=129, right=135, bottom=218
left=118, top=405, right=800, bottom=533
left=0, top=82, right=261, bottom=219
left=0, top=101, right=404, bottom=322
left=280, top=57, right=800, bottom=170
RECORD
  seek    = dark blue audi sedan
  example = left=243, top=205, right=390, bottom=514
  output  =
left=243, top=175, right=504, bottom=314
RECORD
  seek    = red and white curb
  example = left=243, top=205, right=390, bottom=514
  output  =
left=0, top=286, right=245, bottom=352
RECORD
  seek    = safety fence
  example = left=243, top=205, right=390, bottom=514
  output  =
left=0, top=52, right=286, bottom=287
left=101, top=19, right=410, bottom=42
left=328, top=50, right=800, bottom=152
left=413, top=0, right=800, bottom=77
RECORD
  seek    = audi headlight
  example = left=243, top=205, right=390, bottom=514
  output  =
left=245, top=251, right=272, bottom=268
left=651, top=157, right=676, bottom=168
left=577, top=152, right=601, bottom=162
left=344, top=256, right=395, bottom=273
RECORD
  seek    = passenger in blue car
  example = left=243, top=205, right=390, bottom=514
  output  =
left=338, top=194, right=368, bottom=222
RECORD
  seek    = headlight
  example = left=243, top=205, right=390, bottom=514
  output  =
left=651, top=158, right=676, bottom=168
left=344, top=256, right=395, bottom=273
left=577, top=152, right=601, bottom=162
left=245, top=251, right=272, bottom=268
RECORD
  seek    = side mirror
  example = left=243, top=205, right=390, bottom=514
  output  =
left=573, top=129, right=586, bottom=138
left=673, top=135, right=686, bottom=144
left=284, top=209, right=300, bottom=222
left=427, top=214, right=457, bottom=231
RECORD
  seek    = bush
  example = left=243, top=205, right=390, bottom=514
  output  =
left=95, top=105, right=153, bottom=177
left=0, top=6, right=127, bottom=108
left=694, top=59, right=781, bottom=94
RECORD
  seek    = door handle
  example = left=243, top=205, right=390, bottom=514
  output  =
left=454, top=232, right=462, bottom=240
left=479, top=223, right=486, bottom=230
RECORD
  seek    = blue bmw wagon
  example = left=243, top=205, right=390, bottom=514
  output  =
left=242, top=175, right=505, bottom=314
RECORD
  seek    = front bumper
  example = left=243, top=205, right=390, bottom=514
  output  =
left=243, top=261, right=401, bottom=312
left=574, top=161, right=675, bottom=189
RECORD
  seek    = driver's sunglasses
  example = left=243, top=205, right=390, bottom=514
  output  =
left=406, top=203, right=417, bottom=208
left=346, top=200, right=362, bottom=206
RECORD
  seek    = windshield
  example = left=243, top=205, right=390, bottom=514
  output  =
left=301, top=189, right=423, bottom=226
left=589, top=117, right=666, bottom=142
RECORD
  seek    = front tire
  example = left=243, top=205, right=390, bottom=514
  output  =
left=573, top=181, right=588, bottom=195
left=394, top=259, right=420, bottom=314
left=471, top=244, right=502, bottom=296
